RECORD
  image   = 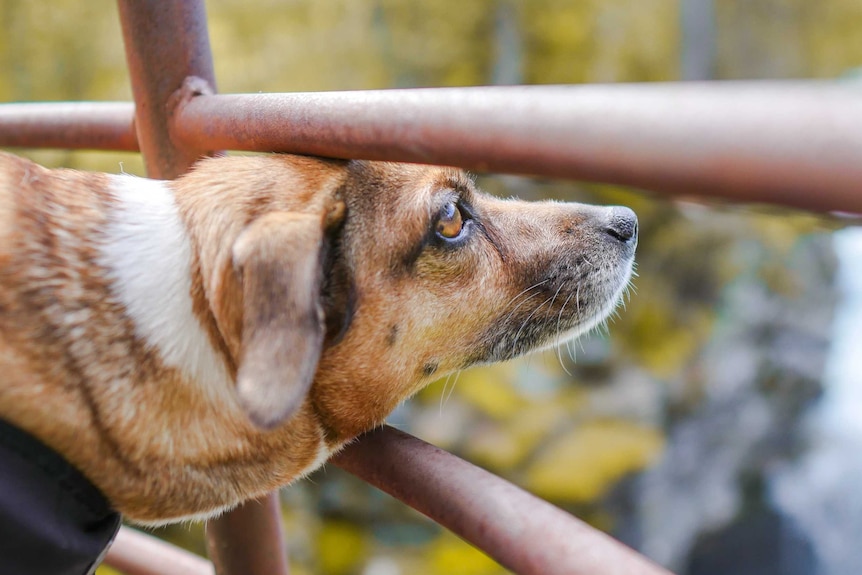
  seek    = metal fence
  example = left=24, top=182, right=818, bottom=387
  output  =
left=1, top=1, right=860, bottom=574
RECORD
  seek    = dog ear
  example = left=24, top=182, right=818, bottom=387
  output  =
left=230, top=210, right=332, bottom=429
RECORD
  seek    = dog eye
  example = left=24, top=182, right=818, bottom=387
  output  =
left=435, top=201, right=464, bottom=239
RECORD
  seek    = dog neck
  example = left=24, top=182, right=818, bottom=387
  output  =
left=98, top=174, right=234, bottom=405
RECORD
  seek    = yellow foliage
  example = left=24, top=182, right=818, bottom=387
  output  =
left=522, top=0, right=677, bottom=83
left=525, top=419, right=664, bottom=503
left=428, top=533, right=508, bottom=575
left=716, top=0, right=862, bottom=79
left=377, top=0, right=495, bottom=87
left=452, top=365, right=526, bottom=420
left=628, top=293, right=713, bottom=378
left=315, top=520, right=368, bottom=575
left=466, top=399, right=581, bottom=469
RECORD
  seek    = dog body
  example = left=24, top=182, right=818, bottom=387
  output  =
left=0, top=151, right=636, bottom=524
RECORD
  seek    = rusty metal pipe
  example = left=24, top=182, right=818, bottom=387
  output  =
left=116, top=2, right=288, bottom=574
left=103, top=526, right=214, bottom=575
left=172, top=82, right=862, bottom=214
left=205, top=494, right=291, bottom=575
left=333, top=426, right=674, bottom=575
left=117, top=0, right=217, bottom=179
left=0, top=102, right=137, bottom=151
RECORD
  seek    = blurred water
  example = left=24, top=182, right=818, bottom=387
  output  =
left=817, top=227, right=862, bottom=438
left=772, top=226, right=862, bottom=575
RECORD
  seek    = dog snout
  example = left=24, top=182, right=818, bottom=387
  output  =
left=602, top=206, right=638, bottom=244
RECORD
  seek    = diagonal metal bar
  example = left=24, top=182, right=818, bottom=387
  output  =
left=170, top=82, right=862, bottom=214
left=333, top=425, right=673, bottom=575
left=104, top=527, right=214, bottom=575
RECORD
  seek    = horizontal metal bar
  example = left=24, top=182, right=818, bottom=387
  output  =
left=332, top=425, right=673, bottom=575
left=2, top=82, right=860, bottom=214
left=0, top=102, right=137, bottom=151
left=104, top=526, right=214, bottom=575
left=171, top=82, right=862, bottom=214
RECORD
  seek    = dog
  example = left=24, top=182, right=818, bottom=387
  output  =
left=0, top=151, right=637, bottom=525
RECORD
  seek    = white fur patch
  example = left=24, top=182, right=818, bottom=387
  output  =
left=99, top=175, right=232, bottom=404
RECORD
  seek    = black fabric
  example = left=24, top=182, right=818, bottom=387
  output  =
left=0, top=418, right=121, bottom=575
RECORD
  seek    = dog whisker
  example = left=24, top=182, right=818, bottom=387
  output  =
left=439, top=372, right=455, bottom=416
left=575, top=284, right=582, bottom=318
left=505, top=279, right=550, bottom=309
left=443, top=370, right=462, bottom=406
left=548, top=281, right=565, bottom=309
left=500, top=279, right=550, bottom=326
left=511, top=295, right=554, bottom=356
left=567, top=337, right=578, bottom=363
left=545, top=282, right=565, bottom=359
left=555, top=291, right=576, bottom=377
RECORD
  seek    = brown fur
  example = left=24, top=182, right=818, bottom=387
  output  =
left=0, top=151, right=636, bottom=523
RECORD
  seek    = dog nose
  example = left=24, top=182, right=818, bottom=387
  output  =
left=603, top=206, right=638, bottom=244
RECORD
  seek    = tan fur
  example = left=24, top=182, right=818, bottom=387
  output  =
left=0, top=151, right=637, bottom=524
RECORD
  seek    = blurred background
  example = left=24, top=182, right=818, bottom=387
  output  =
left=2, top=1, right=861, bottom=574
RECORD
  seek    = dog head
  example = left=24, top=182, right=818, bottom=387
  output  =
left=182, top=156, right=637, bottom=441
left=0, top=152, right=637, bottom=522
